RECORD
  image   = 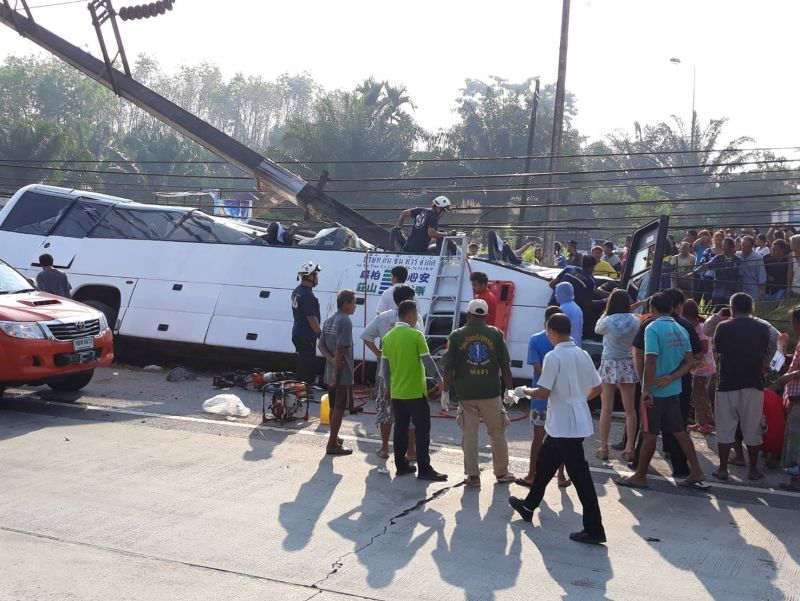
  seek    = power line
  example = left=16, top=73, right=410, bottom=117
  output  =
left=3, top=169, right=799, bottom=198
left=2, top=157, right=799, bottom=185
left=2, top=146, right=800, bottom=165
left=26, top=0, right=85, bottom=8
left=323, top=158, right=800, bottom=183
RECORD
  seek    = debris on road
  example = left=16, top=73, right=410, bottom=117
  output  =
left=202, top=393, right=251, bottom=417
left=166, top=367, right=196, bottom=382
left=143, top=365, right=163, bottom=372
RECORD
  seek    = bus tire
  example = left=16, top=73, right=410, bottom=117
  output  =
left=84, top=300, right=117, bottom=331
left=48, top=370, right=94, bottom=392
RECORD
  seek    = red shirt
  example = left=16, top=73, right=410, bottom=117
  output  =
left=476, top=289, right=498, bottom=327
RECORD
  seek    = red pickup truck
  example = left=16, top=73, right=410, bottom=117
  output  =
left=0, top=260, right=114, bottom=396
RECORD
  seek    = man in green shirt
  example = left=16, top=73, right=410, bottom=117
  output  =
left=443, top=298, right=515, bottom=487
left=382, top=300, right=446, bottom=481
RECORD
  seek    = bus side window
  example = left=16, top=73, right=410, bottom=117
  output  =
left=51, top=200, right=108, bottom=238
left=0, top=191, right=71, bottom=235
left=89, top=208, right=182, bottom=240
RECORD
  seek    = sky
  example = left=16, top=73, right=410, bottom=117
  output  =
left=2, top=0, right=799, bottom=153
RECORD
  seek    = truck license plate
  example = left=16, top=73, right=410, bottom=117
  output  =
left=73, top=337, right=94, bottom=351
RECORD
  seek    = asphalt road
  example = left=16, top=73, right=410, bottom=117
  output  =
left=2, top=366, right=799, bottom=600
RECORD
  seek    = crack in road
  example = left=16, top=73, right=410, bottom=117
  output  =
left=311, top=481, right=464, bottom=590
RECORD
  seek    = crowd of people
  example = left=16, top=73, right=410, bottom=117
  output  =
left=290, top=220, right=800, bottom=547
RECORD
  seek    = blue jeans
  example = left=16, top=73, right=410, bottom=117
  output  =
left=768, top=289, right=787, bottom=301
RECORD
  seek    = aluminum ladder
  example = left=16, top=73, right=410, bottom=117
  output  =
left=424, top=236, right=470, bottom=349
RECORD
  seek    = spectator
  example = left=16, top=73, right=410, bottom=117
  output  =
left=360, top=285, right=422, bottom=460
left=711, top=293, right=771, bottom=481
left=566, top=240, right=582, bottom=267
left=442, top=298, right=515, bottom=487
left=553, top=241, right=568, bottom=268
left=694, top=230, right=725, bottom=303
left=682, top=300, right=716, bottom=434
left=755, top=233, right=771, bottom=257
left=615, top=292, right=706, bottom=490
left=602, top=241, right=622, bottom=273
left=468, top=241, right=481, bottom=257
left=470, top=271, right=497, bottom=326
left=381, top=300, right=446, bottom=481
left=774, top=306, right=800, bottom=492
left=594, top=290, right=640, bottom=462
left=667, top=234, right=679, bottom=256
left=765, top=239, right=790, bottom=300
left=375, top=266, right=409, bottom=314
left=318, top=290, right=358, bottom=456
left=554, top=282, right=583, bottom=347
left=789, top=234, right=800, bottom=297
left=693, top=229, right=712, bottom=265
left=36, top=253, right=71, bottom=298
left=508, top=313, right=606, bottom=545
left=695, top=237, right=741, bottom=309
left=671, top=242, right=696, bottom=297
left=591, top=245, right=618, bottom=279
left=737, top=235, right=767, bottom=300
left=620, top=235, right=633, bottom=270
left=517, top=306, right=570, bottom=488
left=630, top=288, right=703, bottom=477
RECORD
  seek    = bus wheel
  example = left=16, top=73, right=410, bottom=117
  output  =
left=84, top=300, right=117, bottom=331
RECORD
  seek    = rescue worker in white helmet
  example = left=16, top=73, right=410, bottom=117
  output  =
left=291, top=261, right=322, bottom=385
left=396, top=195, right=452, bottom=253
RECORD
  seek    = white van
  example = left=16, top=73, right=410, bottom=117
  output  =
left=0, top=185, right=568, bottom=380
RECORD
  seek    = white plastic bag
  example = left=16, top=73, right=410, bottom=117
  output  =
left=202, top=394, right=250, bottom=417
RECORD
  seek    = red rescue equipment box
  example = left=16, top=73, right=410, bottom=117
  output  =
left=488, top=280, right=515, bottom=335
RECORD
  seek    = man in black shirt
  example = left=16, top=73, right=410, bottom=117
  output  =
left=291, top=261, right=322, bottom=385
left=36, top=253, right=71, bottom=298
left=396, top=196, right=451, bottom=253
left=712, top=293, right=770, bottom=481
left=630, top=288, right=702, bottom=477
left=764, top=239, right=789, bottom=300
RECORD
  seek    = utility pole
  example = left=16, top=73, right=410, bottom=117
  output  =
left=516, top=77, right=540, bottom=247
left=542, top=0, right=571, bottom=266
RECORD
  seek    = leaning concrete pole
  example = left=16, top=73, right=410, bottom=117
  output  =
left=542, top=0, right=571, bottom=266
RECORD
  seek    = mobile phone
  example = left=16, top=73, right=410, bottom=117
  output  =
left=720, top=307, right=732, bottom=317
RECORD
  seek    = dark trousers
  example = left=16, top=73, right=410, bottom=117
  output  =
left=661, top=375, right=692, bottom=475
left=523, top=436, right=605, bottom=538
left=393, top=398, right=432, bottom=473
left=631, top=376, right=691, bottom=476
left=292, top=336, right=317, bottom=386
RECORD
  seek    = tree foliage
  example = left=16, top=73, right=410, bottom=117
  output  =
left=0, top=54, right=795, bottom=238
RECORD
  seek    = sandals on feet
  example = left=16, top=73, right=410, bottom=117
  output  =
left=614, top=476, right=648, bottom=489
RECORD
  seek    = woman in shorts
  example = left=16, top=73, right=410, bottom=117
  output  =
left=595, top=289, right=640, bottom=462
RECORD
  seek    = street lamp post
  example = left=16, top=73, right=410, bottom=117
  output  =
left=669, top=57, right=696, bottom=151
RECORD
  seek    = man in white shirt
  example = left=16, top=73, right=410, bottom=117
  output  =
left=361, top=285, right=424, bottom=459
left=508, top=313, right=606, bottom=545
left=375, top=266, right=409, bottom=314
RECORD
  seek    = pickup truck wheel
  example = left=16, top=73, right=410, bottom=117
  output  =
left=48, top=370, right=94, bottom=392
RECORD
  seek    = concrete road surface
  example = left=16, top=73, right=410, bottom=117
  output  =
left=2, top=367, right=800, bottom=600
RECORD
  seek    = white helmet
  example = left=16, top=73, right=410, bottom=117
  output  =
left=297, top=261, right=322, bottom=280
left=432, top=195, right=452, bottom=211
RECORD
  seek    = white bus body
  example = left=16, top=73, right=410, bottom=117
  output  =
left=0, top=185, right=557, bottom=379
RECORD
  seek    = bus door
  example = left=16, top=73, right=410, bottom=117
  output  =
left=620, top=215, right=670, bottom=295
